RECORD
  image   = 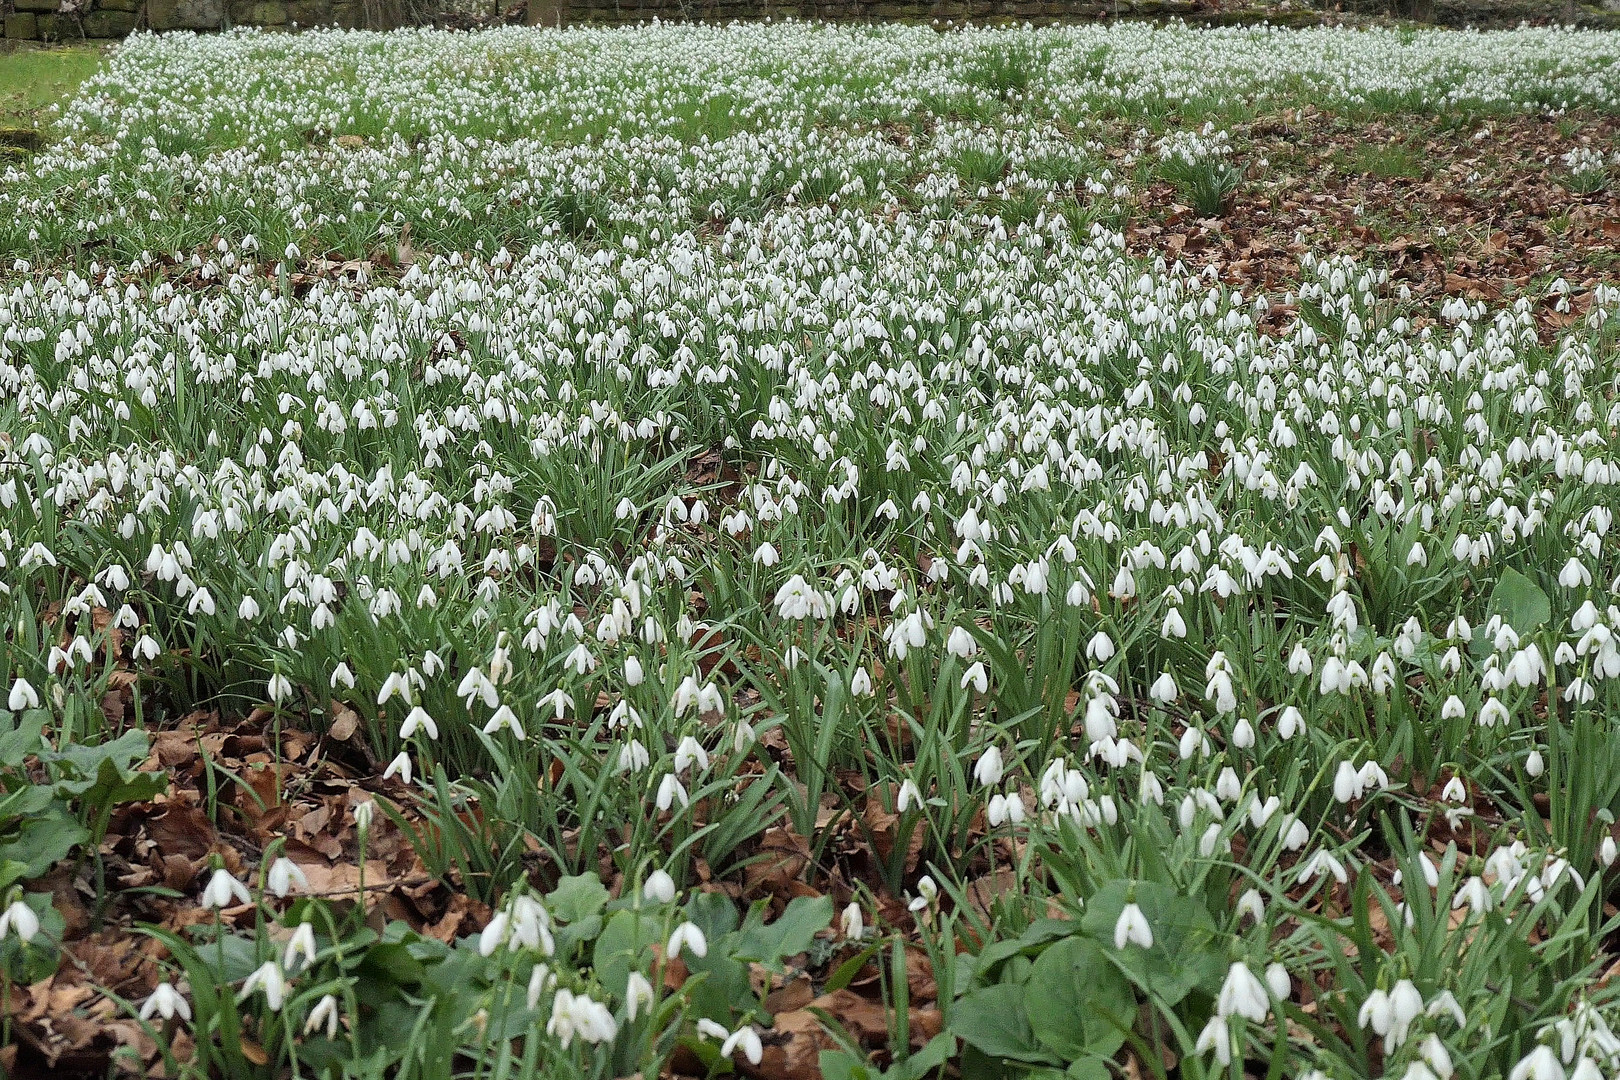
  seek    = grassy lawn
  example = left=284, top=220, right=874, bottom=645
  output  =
left=0, top=42, right=103, bottom=131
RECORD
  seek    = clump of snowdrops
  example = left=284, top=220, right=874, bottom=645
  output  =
left=3, top=20, right=1620, bottom=1080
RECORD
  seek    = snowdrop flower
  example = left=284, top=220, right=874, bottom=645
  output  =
left=722, top=1025, right=764, bottom=1066
left=1298, top=849, right=1347, bottom=885
left=267, top=672, right=293, bottom=703
left=7, top=677, right=39, bottom=711
left=644, top=869, right=677, bottom=905
left=625, top=971, right=654, bottom=1022
left=841, top=902, right=865, bottom=940
left=354, top=800, right=374, bottom=832
left=1236, top=889, right=1266, bottom=924
left=399, top=706, right=438, bottom=740
left=305, top=994, right=340, bottom=1039
left=1418, top=1034, right=1454, bottom=1080
left=483, top=704, right=523, bottom=737
left=239, top=961, right=288, bottom=1011
left=201, top=867, right=251, bottom=910
left=896, top=778, right=922, bottom=813
left=1427, top=991, right=1467, bottom=1028
left=479, top=910, right=510, bottom=956
left=1454, top=875, right=1494, bottom=914
left=674, top=735, right=710, bottom=775
left=908, top=875, right=938, bottom=913
left=1086, top=631, right=1116, bottom=662
left=849, top=667, right=873, bottom=696
left=1386, top=979, right=1423, bottom=1050
left=139, top=982, right=191, bottom=1023
left=1195, top=1014, right=1232, bottom=1065
left=1264, top=963, right=1290, bottom=1002
left=284, top=921, right=318, bottom=971
left=667, top=921, right=708, bottom=960
left=266, top=857, right=308, bottom=898
left=0, top=899, right=39, bottom=943
left=1114, top=901, right=1153, bottom=949
left=1218, top=962, right=1269, bottom=1022
left=1333, top=760, right=1363, bottom=803
left=1359, top=988, right=1393, bottom=1036
left=974, top=745, right=1004, bottom=787
left=655, top=773, right=689, bottom=812
left=617, top=740, right=650, bottom=774
left=1508, top=1046, right=1567, bottom=1080
left=1149, top=671, right=1178, bottom=704
left=946, top=626, right=978, bottom=658
left=961, top=661, right=989, bottom=693
left=383, top=751, right=413, bottom=785
left=526, top=964, right=555, bottom=1009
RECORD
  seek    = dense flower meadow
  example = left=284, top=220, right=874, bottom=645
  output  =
left=4, top=20, right=1620, bottom=1080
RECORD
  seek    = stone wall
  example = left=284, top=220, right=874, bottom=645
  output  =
left=2, top=0, right=1616, bottom=43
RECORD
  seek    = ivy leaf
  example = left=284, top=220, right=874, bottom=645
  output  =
left=1024, top=936, right=1134, bottom=1060
left=1080, top=880, right=1225, bottom=1006
left=1488, top=567, right=1552, bottom=637
left=951, top=983, right=1061, bottom=1065
left=547, top=871, right=609, bottom=924
left=731, top=894, right=832, bottom=973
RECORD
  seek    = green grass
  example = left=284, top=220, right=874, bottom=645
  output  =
left=0, top=42, right=104, bottom=130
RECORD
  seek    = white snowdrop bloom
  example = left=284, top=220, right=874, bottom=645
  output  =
left=1149, top=671, right=1178, bottom=704
left=1333, top=761, right=1364, bottom=803
left=1196, top=1014, right=1232, bottom=1066
left=1263, top=965, right=1289, bottom=1003
left=1478, top=697, right=1511, bottom=728
left=961, top=661, right=989, bottom=694
left=1359, top=988, right=1393, bottom=1036
left=643, top=869, right=677, bottom=905
left=624, top=971, right=654, bottom=1021
left=1236, top=889, right=1265, bottom=924
left=482, top=705, right=523, bottom=738
left=1298, top=849, right=1347, bottom=885
left=840, top=902, right=865, bottom=941
left=617, top=740, right=650, bottom=775
left=1288, top=644, right=1314, bottom=676
left=1217, top=962, right=1270, bottom=1023
left=239, top=961, right=288, bottom=1011
left=849, top=667, right=873, bottom=696
left=674, top=736, right=710, bottom=775
left=667, top=921, right=708, bottom=960
left=383, top=751, right=413, bottom=785
left=201, top=867, right=251, bottom=910
left=7, top=678, right=39, bottom=712
left=974, top=745, right=1004, bottom=787
left=140, top=982, right=191, bottom=1023
left=1454, top=875, right=1494, bottom=914
left=284, top=921, right=318, bottom=971
left=655, top=773, right=689, bottom=812
left=946, top=626, right=978, bottom=659
left=399, top=706, right=438, bottom=740
left=0, top=900, right=40, bottom=944
left=1089, top=632, right=1118, bottom=663
left=721, top=1025, right=763, bottom=1066
left=266, top=857, right=308, bottom=898
left=1508, top=1046, right=1567, bottom=1080
left=1114, top=902, right=1153, bottom=950
left=896, top=779, right=922, bottom=813
left=908, top=875, right=938, bottom=913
